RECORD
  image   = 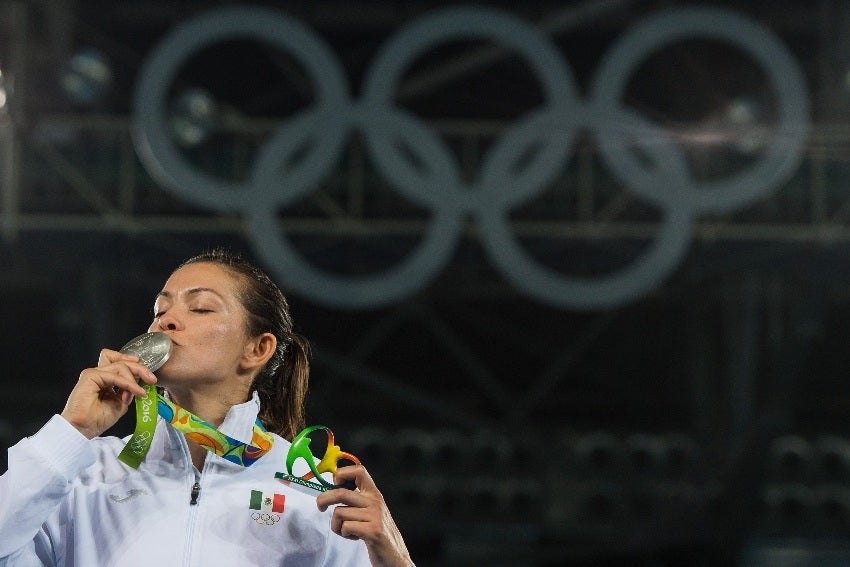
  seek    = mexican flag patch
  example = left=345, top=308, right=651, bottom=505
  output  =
left=249, top=489, right=285, bottom=514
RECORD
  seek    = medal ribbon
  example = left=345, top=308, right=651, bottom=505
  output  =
left=118, top=383, right=274, bottom=469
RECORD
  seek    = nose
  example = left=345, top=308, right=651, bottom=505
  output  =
left=151, top=310, right=183, bottom=332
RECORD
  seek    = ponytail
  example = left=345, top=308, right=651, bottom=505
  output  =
left=254, top=332, right=310, bottom=440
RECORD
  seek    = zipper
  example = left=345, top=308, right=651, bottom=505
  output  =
left=177, top=425, right=206, bottom=567
left=190, top=482, right=200, bottom=505
left=182, top=469, right=203, bottom=566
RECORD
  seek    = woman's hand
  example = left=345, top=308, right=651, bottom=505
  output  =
left=316, top=465, right=412, bottom=567
left=60, top=349, right=158, bottom=440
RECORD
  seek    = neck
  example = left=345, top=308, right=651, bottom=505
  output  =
left=165, top=384, right=251, bottom=428
left=163, top=384, right=252, bottom=472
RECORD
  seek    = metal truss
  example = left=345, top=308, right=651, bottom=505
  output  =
left=4, top=112, right=850, bottom=241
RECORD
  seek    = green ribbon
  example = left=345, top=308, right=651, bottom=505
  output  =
left=274, top=471, right=335, bottom=493
left=117, top=383, right=159, bottom=469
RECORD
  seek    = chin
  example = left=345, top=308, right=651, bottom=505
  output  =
left=155, top=366, right=207, bottom=389
left=154, top=363, right=178, bottom=385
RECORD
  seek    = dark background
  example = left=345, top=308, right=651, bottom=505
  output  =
left=0, top=0, right=849, bottom=564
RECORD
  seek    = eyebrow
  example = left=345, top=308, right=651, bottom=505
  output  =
left=155, top=287, right=225, bottom=302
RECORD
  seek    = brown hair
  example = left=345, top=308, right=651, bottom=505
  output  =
left=179, top=248, right=309, bottom=440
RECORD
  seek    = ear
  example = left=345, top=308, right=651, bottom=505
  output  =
left=241, top=332, right=277, bottom=371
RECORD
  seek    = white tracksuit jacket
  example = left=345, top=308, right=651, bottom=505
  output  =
left=0, top=394, right=371, bottom=566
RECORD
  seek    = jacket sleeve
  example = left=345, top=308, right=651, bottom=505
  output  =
left=0, top=415, right=97, bottom=565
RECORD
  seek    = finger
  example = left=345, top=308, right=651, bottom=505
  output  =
left=337, top=520, right=366, bottom=541
left=103, top=360, right=158, bottom=385
left=98, top=348, right=140, bottom=367
left=329, top=506, right=373, bottom=536
left=333, top=465, right=376, bottom=492
left=96, top=348, right=157, bottom=384
left=109, top=381, right=150, bottom=402
left=101, top=363, right=153, bottom=394
left=339, top=520, right=375, bottom=542
left=80, top=367, right=149, bottom=397
left=335, top=515, right=385, bottom=542
left=121, top=389, right=135, bottom=405
left=130, top=363, right=158, bottom=385
left=316, top=487, right=369, bottom=512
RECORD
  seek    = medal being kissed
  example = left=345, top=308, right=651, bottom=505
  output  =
left=119, top=331, right=173, bottom=372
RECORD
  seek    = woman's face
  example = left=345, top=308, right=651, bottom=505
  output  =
left=147, top=262, right=253, bottom=387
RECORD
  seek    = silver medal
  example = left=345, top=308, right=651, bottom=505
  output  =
left=119, top=332, right=173, bottom=372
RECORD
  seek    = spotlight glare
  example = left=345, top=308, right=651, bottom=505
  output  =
left=169, top=88, right=219, bottom=147
left=0, top=69, right=8, bottom=112
left=61, top=48, right=113, bottom=106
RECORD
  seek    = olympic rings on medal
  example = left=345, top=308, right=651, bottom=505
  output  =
left=133, top=5, right=809, bottom=310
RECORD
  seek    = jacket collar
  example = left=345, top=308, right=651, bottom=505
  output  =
left=218, top=390, right=262, bottom=442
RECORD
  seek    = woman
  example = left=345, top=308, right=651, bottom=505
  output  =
left=0, top=249, right=413, bottom=566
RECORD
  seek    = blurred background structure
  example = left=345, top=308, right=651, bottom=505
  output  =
left=2, top=0, right=850, bottom=564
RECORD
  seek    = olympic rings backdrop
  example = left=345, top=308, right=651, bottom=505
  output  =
left=132, top=5, right=810, bottom=310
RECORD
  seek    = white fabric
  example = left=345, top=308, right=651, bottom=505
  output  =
left=0, top=394, right=371, bottom=566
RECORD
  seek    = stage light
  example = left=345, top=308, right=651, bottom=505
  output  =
left=351, top=427, right=389, bottom=467
left=61, top=48, right=112, bottom=106
left=767, top=435, right=814, bottom=480
left=574, top=431, right=622, bottom=472
left=725, top=96, right=769, bottom=153
left=169, top=88, right=219, bottom=147
left=762, top=483, right=813, bottom=523
left=0, top=69, right=8, bottom=112
left=432, top=430, right=464, bottom=471
left=625, top=433, right=666, bottom=473
left=395, top=429, right=435, bottom=469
